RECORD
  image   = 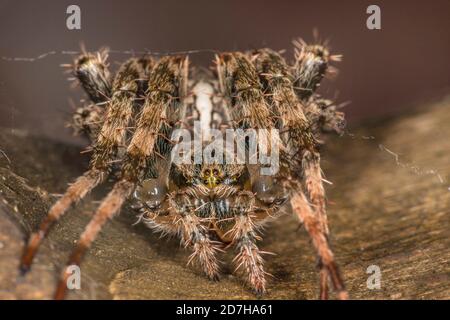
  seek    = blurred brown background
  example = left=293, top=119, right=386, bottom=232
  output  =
left=0, top=0, right=449, bottom=144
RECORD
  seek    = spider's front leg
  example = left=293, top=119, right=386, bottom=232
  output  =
left=138, top=186, right=222, bottom=281
left=291, top=192, right=348, bottom=300
left=292, top=42, right=348, bottom=299
left=20, top=52, right=151, bottom=274
left=171, top=191, right=222, bottom=281
left=253, top=47, right=347, bottom=299
left=52, top=56, right=188, bottom=299
left=227, top=191, right=269, bottom=296
left=216, top=52, right=282, bottom=296
left=291, top=40, right=340, bottom=246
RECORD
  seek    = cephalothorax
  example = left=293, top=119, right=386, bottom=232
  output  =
left=20, top=40, right=347, bottom=299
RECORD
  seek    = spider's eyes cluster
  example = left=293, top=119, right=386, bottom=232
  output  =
left=201, top=168, right=222, bottom=188
left=203, top=169, right=219, bottom=176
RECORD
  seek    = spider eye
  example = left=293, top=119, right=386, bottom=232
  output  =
left=204, top=169, right=210, bottom=175
left=252, top=176, right=287, bottom=206
left=134, top=179, right=167, bottom=209
left=213, top=169, right=219, bottom=176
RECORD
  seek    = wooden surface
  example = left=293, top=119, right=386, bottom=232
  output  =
left=0, top=97, right=449, bottom=299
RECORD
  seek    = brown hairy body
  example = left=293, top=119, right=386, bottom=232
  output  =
left=20, top=40, right=348, bottom=300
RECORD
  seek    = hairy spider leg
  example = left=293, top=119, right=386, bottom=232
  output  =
left=20, top=54, right=152, bottom=274
left=148, top=191, right=226, bottom=280
left=291, top=193, right=348, bottom=300
left=54, top=56, right=188, bottom=299
left=216, top=52, right=275, bottom=295
left=251, top=47, right=347, bottom=299
left=291, top=41, right=347, bottom=299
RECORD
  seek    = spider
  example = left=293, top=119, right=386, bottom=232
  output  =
left=19, top=39, right=348, bottom=300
